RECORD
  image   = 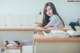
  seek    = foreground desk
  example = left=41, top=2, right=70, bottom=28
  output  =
left=5, top=46, right=22, bottom=53
left=0, top=27, right=35, bottom=40
left=34, top=33, right=80, bottom=53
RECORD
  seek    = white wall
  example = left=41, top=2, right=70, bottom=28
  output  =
left=0, top=0, right=80, bottom=27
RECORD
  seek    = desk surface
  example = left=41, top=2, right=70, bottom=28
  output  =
left=34, top=32, right=80, bottom=42
left=34, top=38, right=80, bottom=42
left=0, top=28, right=35, bottom=31
left=0, top=26, right=69, bottom=31
left=5, top=46, right=22, bottom=50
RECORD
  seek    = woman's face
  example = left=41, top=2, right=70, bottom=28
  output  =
left=46, top=6, right=53, bottom=16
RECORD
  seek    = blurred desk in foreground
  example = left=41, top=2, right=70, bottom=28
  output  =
left=34, top=33, right=80, bottom=53
left=5, top=46, right=22, bottom=53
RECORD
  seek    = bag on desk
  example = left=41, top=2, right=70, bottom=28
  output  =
left=69, top=19, right=80, bottom=31
left=69, top=22, right=80, bottom=26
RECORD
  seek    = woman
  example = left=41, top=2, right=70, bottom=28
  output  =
left=41, top=2, right=65, bottom=27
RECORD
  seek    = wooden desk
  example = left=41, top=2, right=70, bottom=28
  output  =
left=5, top=46, right=22, bottom=50
left=0, top=27, right=35, bottom=40
left=34, top=27, right=80, bottom=42
left=5, top=46, right=22, bottom=53
left=0, top=28, right=35, bottom=31
left=34, top=38, right=80, bottom=42
left=34, top=32, right=80, bottom=53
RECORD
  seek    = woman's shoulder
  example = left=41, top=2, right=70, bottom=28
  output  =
left=52, top=14, right=59, bottom=18
left=50, top=14, right=59, bottom=20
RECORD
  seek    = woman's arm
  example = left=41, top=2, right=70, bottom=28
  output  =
left=45, top=15, right=64, bottom=27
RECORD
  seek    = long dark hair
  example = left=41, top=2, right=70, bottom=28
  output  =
left=41, top=2, right=65, bottom=27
